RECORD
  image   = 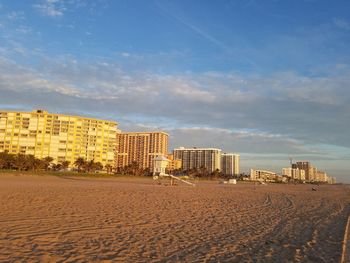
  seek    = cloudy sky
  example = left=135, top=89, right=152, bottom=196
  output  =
left=0, top=0, right=349, bottom=182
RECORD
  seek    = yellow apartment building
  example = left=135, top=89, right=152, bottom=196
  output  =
left=116, top=132, right=168, bottom=170
left=0, top=109, right=118, bottom=167
left=166, top=153, right=182, bottom=172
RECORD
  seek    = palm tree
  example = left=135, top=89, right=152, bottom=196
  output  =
left=129, top=161, right=141, bottom=176
left=83, top=160, right=93, bottom=173
left=33, top=157, right=44, bottom=171
left=0, top=151, right=12, bottom=169
left=53, top=163, right=62, bottom=171
left=42, top=156, right=54, bottom=171
left=94, top=162, right=103, bottom=172
left=105, top=164, right=113, bottom=174
left=61, top=161, right=70, bottom=170
left=74, top=157, right=85, bottom=172
left=199, top=165, right=209, bottom=178
left=15, top=154, right=28, bottom=171
left=210, top=169, right=221, bottom=180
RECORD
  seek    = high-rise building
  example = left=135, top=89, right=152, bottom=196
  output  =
left=116, top=132, right=168, bottom=170
left=173, top=147, right=221, bottom=173
left=221, top=153, right=240, bottom=176
left=0, top=110, right=118, bottom=167
left=282, top=167, right=305, bottom=181
left=316, top=171, right=327, bottom=182
left=292, top=161, right=316, bottom=181
left=282, top=167, right=293, bottom=178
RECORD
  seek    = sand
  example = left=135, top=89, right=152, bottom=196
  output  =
left=0, top=174, right=349, bottom=262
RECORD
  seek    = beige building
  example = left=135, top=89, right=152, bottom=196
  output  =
left=173, top=147, right=221, bottom=173
left=0, top=109, right=118, bottom=167
left=293, top=161, right=317, bottom=182
left=327, top=176, right=336, bottom=184
left=221, top=153, right=240, bottom=176
left=316, top=171, right=328, bottom=182
left=282, top=167, right=306, bottom=181
left=116, top=132, right=168, bottom=170
left=166, top=153, right=182, bottom=172
left=250, top=169, right=278, bottom=181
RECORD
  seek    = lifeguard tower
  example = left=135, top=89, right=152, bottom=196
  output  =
left=153, top=156, right=169, bottom=176
left=153, top=156, right=195, bottom=186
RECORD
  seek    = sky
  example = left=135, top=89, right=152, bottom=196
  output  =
left=0, top=0, right=349, bottom=182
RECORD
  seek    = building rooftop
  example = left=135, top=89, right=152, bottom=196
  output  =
left=153, top=156, right=169, bottom=161
left=0, top=109, right=117, bottom=124
left=174, top=147, right=222, bottom=151
left=119, top=131, right=169, bottom=136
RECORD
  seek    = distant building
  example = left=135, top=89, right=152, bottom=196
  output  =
left=316, top=171, right=327, bottom=182
left=250, top=169, right=278, bottom=181
left=282, top=167, right=292, bottom=178
left=116, top=132, right=168, bottom=170
left=0, top=109, right=118, bottom=167
left=166, top=153, right=182, bottom=172
left=299, top=170, right=306, bottom=181
left=173, top=147, right=221, bottom=173
left=221, top=153, right=240, bottom=176
left=293, top=161, right=317, bottom=182
left=327, top=177, right=336, bottom=184
left=282, top=167, right=305, bottom=181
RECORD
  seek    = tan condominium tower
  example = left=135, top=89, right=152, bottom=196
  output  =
left=292, top=161, right=317, bottom=182
left=0, top=110, right=118, bottom=167
left=116, top=132, right=168, bottom=170
left=221, top=153, right=240, bottom=176
left=173, top=147, right=221, bottom=173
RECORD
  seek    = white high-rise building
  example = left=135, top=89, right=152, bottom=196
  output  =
left=173, top=147, right=221, bottom=173
left=221, top=153, right=240, bottom=176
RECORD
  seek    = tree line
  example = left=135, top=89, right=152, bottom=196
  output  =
left=0, top=151, right=106, bottom=173
left=0, top=151, right=248, bottom=179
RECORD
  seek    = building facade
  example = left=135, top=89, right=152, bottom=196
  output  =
left=166, top=153, right=182, bottom=173
left=173, top=147, right=221, bottom=173
left=282, top=167, right=306, bottom=181
left=221, top=153, right=240, bottom=176
left=116, top=132, right=168, bottom=170
left=0, top=110, right=118, bottom=167
left=250, top=169, right=278, bottom=181
left=316, top=171, right=327, bottom=183
left=292, top=161, right=317, bottom=181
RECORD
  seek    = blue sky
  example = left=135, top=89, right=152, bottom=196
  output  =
left=0, top=0, right=350, bottom=182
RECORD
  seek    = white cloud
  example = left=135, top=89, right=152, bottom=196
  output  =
left=34, top=0, right=66, bottom=17
left=16, top=26, right=32, bottom=34
left=121, top=52, right=130, bottom=57
left=33, top=0, right=109, bottom=17
left=1, top=54, right=350, bottom=181
left=333, top=18, right=350, bottom=30
left=1, top=54, right=350, bottom=151
left=7, top=11, right=25, bottom=20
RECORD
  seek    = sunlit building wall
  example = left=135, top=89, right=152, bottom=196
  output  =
left=116, top=132, right=168, bottom=170
left=0, top=110, right=118, bottom=167
left=282, top=167, right=305, bottom=181
left=166, top=153, right=182, bottom=172
left=173, top=147, right=221, bottom=173
left=293, top=161, right=317, bottom=181
left=250, top=169, right=277, bottom=181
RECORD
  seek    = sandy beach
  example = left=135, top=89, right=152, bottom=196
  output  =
left=0, top=174, right=349, bottom=262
